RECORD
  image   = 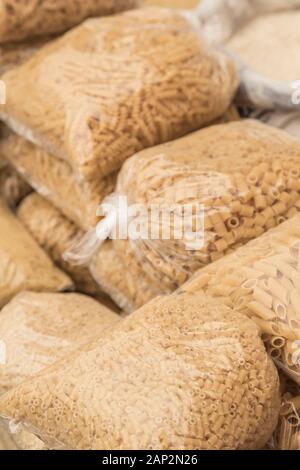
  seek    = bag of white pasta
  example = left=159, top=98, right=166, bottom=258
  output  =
left=0, top=7, right=238, bottom=183
left=182, top=213, right=300, bottom=385
left=69, top=119, right=300, bottom=313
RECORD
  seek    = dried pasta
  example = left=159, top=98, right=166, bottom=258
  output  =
left=182, top=213, right=300, bottom=384
left=0, top=0, right=139, bottom=43
left=18, top=193, right=119, bottom=311
left=0, top=291, right=120, bottom=449
left=0, top=198, right=72, bottom=307
left=0, top=293, right=280, bottom=450
left=90, top=120, right=300, bottom=312
left=0, top=131, right=116, bottom=230
left=0, top=7, right=238, bottom=181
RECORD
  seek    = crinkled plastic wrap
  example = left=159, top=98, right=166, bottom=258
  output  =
left=18, top=193, right=119, bottom=311
left=0, top=0, right=140, bottom=43
left=182, top=214, right=300, bottom=386
left=0, top=7, right=238, bottom=182
left=0, top=291, right=120, bottom=449
left=88, top=120, right=300, bottom=313
left=0, top=293, right=280, bottom=450
left=0, top=198, right=72, bottom=307
left=0, top=132, right=116, bottom=230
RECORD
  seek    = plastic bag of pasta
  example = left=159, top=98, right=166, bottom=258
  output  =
left=0, top=131, right=116, bottom=230
left=77, top=120, right=300, bottom=313
left=0, top=7, right=238, bottom=182
left=0, top=291, right=120, bottom=449
left=182, top=213, right=300, bottom=385
left=0, top=0, right=139, bottom=43
left=0, top=199, right=72, bottom=307
left=0, top=293, right=280, bottom=450
left=18, top=193, right=118, bottom=311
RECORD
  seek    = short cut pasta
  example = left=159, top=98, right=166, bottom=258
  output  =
left=0, top=7, right=238, bottom=182
left=0, top=293, right=280, bottom=450
left=182, top=213, right=300, bottom=385
left=88, top=120, right=300, bottom=313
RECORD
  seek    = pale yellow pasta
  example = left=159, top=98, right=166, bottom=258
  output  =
left=182, top=214, right=300, bottom=384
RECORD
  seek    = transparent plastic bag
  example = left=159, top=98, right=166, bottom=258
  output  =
left=18, top=193, right=119, bottom=311
left=0, top=132, right=117, bottom=230
left=0, top=293, right=280, bottom=450
left=182, top=214, right=300, bottom=385
left=83, top=120, right=300, bottom=313
left=0, top=0, right=139, bottom=43
left=0, top=291, right=119, bottom=450
left=0, top=7, right=238, bottom=182
left=0, top=198, right=72, bottom=307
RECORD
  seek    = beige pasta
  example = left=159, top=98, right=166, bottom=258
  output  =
left=0, top=198, right=72, bottom=307
left=90, top=120, right=300, bottom=312
left=0, top=293, right=280, bottom=450
left=0, top=7, right=238, bottom=181
left=0, top=131, right=116, bottom=230
left=18, top=193, right=118, bottom=311
left=0, top=291, right=120, bottom=449
left=272, top=379, right=300, bottom=450
left=182, top=213, right=300, bottom=384
left=0, top=0, right=139, bottom=43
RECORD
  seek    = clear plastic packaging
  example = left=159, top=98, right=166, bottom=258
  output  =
left=18, top=193, right=119, bottom=311
left=0, top=7, right=238, bottom=181
left=0, top=291, right=120, bottom=450
left=182, top=214, right=300, bottom=386
left=86, top=120, right=300, bottom=313
left=0, top=198, right=72, bottom=307
left=0, top=0, right=139, bottom=43
left=0, top=293, right=280, bottom=450
left=0, top=132, right=116, bottom=230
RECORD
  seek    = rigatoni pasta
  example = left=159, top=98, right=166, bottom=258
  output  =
left=0, top=7, right=238, bottom=181
left=0, top=293, right=280, bottom=450
left=182, top=213, right=300, bottom=384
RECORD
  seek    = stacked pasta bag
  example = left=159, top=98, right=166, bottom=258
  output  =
left=82, top=120, right=300, bottom=312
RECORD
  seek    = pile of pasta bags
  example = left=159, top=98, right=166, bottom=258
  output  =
left=0, top=7, right=238, bottom=230
left=85, top=119, right=300, bottom=312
